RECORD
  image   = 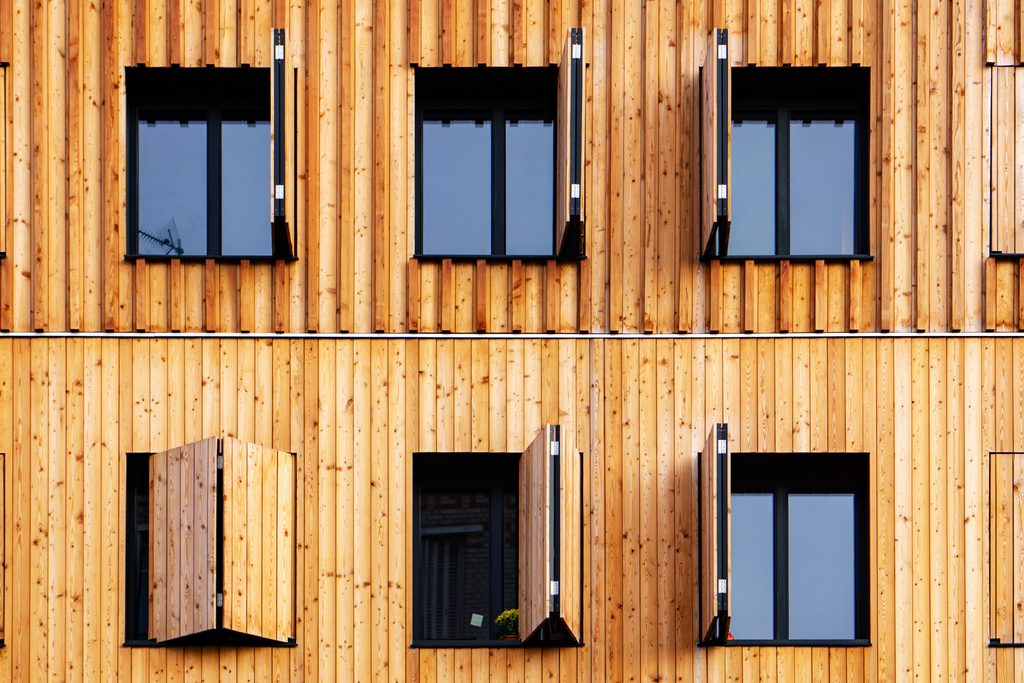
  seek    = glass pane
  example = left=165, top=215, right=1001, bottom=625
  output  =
left=506, top=119, right=554, bottom=255
left=138, top=120, right=208, bottom=256
left=419, top=490, right=492, bottom=640
left=422, top=119, right=492, bottom=255
left=790, top=119, right=857, bottom=255
left=729, top=119, right=776, bottom=256
left=789, top=493, right=857, bottom=639
left=222, top=120, right=272, bottom=256
left=730, top=493, right=775, bottom=639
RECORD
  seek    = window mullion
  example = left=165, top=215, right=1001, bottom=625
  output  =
left=774, top=487, right=790, bottom=640
left=776, top=108, right=790, bottom=257
left=208, top=109, right=223, bottom=256
left=492, top=108, right=506, bottom=256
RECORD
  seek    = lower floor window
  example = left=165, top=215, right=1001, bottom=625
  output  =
left=730, top=452, right=869, bottom=643
left=413, top=453, right=518, bottom=643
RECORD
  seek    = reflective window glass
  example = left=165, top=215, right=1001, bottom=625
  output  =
left=421, top=119, right=492, bottom=255
left=505, top=119, right=554, bottom=255
left=221, top=120, right=272, bottom=256
left=788, top=493, right=857, bottom=639
left=730, top=493, right=775, bottom=639
left=789, top=120, right=857, bottom=256
left=729, top=119, right=777, bottom=256
left=137, top=120, right=208, bottom=256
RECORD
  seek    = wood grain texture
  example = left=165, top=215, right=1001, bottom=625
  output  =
left=0, top=336, right=1012, bottom=679
left=0, top=0, right=1000, bottom=333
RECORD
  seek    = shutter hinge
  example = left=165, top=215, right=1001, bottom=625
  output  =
left=572, top=43, right=582, bottom=59
left=550, top=440, right=560, bottom=456
left=570, top=183, right=580, bottom=199
left=217, top=454, right=224, bottom=470
left=216, top=593, right=224, bottom=607
left=718, top=43, right=727, bottom=60
left=717, top=438, right=727, bottom=455
left=275, top=44, right=285, bottom=61
left=718, top=579, right=727, bottom=595
left=717, top=184, right=727, bottom=200
left=550, top=580, right=560, bottom=596
left=275, top=184, right=285, bottom=200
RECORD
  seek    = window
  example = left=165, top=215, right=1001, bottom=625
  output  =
left=127, top=29, right=292, bottom=260
left=125, top=437, right=296, bottom=646
left=413, top=452, right=518, bottom=642
left=415, top=30, right=585, bottom=259
left=699, top=424, right=870, bottom=646
left=412, top=425, right=583, bottom=647
left=700, top=28, right=870, bottom=259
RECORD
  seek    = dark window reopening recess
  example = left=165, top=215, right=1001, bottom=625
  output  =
left=415, top=29, right=585, bottom=260
left=699, top=425, right=869, bottom=647
left=413, top=453, right=519, bottom=645
left=412, top=424, right=584, bottom=648
left=700, top=53, right=870, bottom=259
left=126, top=28, right=293, bottom=261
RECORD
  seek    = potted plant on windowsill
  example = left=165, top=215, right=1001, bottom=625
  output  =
left=495, top=608, right=519, bottom=640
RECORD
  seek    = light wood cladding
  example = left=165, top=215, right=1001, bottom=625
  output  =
left=0, top=336, right=1015, bottom=679
left=147, top=438, right=218, bottom=643
left=220, top=436, right=295, bottom=643
left=989, top=449, right=1024, bottom=646
left=0, top=0, right=1001, bottom=332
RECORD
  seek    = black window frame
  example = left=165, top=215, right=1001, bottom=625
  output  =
left=414, top=67, right=562, bottom=261
left=727, top=66, right=871, bottom=261
left=728, top=452, right=871, bottom=646
left=126, top=66, right=278, bottom=262
left=411, top=452, right=521, bottom=648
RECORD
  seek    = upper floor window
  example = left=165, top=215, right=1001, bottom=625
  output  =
left=700, top=29, right=870, bottom=260
left=127, top=31, right=293, bottom=261
left=414, top=30, right=585, bottom=260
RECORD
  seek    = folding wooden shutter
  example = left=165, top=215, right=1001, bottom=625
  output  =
left=989, top=451, right=1024, bottom=645
left=148, top=438, right=219, bottom=643
left=519, top=424, right=583, bottom=645
left=221, top=437, right=296, bottom=642
left=556, top=29, right=585, bottom=257
left=700, top=29, right=730, bottom=258
left=270, top=28, right=294, bottom=258
left=699, top=423, right=730, bottom=645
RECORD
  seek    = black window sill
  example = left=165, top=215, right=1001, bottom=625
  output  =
left=989, top=251, right=1024, bottom=261
left=990, top=638, right=1024, bottom=648
left=705, top=254, right=874, bottom=264
left=410, top=639, right=524, bottom=649
left=125, top=253, right=298, bottom=264
left=723, top=639, right=872, bottom=647
left=412, top=254, right=587, bottom=264
left=124, top=637, right=297, bottom=648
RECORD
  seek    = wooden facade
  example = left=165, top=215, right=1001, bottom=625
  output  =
left=0, top=336, right=1015, bottom=681
left=0, top=0, right=1013, bottom=333
left=0, top=0, right=1022, bottom=680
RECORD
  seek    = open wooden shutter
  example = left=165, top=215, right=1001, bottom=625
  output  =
left=148, top=438, right=219, bottom=643
left=555, top=29, right=585, bottom=257
left=700, top=29, right=730, bottom=258
left=270, top=28, right=294, bottom=258
left=519, top=424, right=583, bottom=645
left=699, top=423, right=730, bottom=645
left=221, top=437, right=296, bottom=643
